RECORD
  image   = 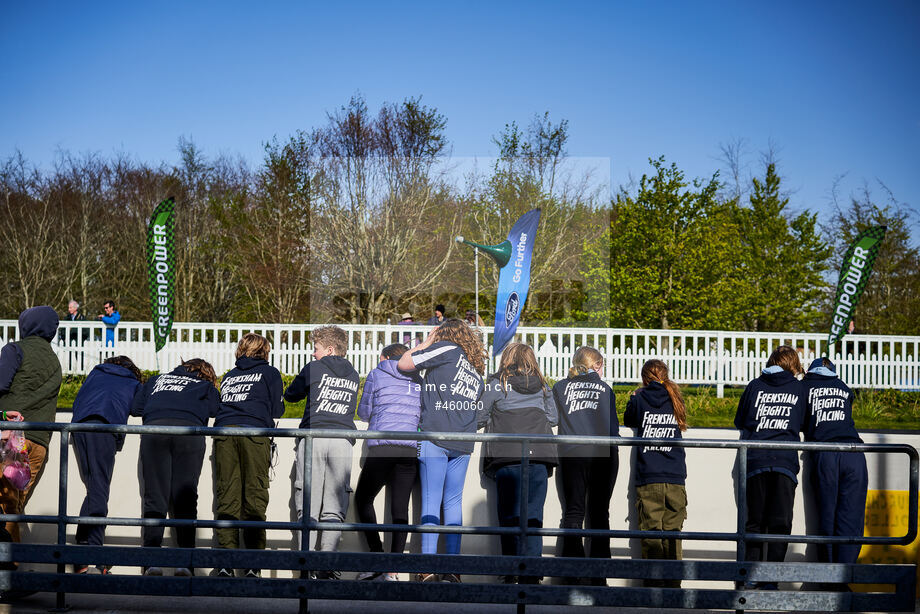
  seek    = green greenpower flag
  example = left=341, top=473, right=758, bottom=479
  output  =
left=146, top=197, right=177, bottom=352
left=827, top=225, right=887, bottom=346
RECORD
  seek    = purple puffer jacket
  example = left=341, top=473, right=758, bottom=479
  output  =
left=358, top=359, right=422, bottom=447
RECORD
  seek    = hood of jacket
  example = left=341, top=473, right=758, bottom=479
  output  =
left=235, top=356, right=268, bottom=371
left=642, top=381, right=672, bottom=407
left=378, top=359, right=415, bottom=382
left=320, top=355, right=356, bottom=378
left=96, top=362, right=139, bottom=380
left=19, top=306, right=59, bottom=341
left=503, top=374, right=544, bottom=395
left=759, top=369, right=798, bottom=387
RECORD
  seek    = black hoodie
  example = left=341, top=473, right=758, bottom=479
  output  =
left=801, top=372, right=861, bottom=443
left=283, top=355, right=359, bottom=436
left=216, top=357, right=284, bottom=428
left=130, top=365, right=220, bottom=426
left=552, top=371, right=618, bottom=457
left=734, top=369, right=806, bottom=478
left=624, top=382, right=686, bottom=486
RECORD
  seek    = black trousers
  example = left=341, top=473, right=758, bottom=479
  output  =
left=353, top=445, right=418, bottom=553
left=744, top=471, right=796, bottom=563
left=73, top=425, right=117, bottom=546
left=139, top=432, right=206, bottom=548
left=559, top=451, right=619, bottom=558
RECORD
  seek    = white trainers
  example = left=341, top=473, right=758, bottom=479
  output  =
left=382, top=573, right=398, bottom=581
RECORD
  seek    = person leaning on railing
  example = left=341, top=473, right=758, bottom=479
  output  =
left=0, top=306, right=63, bottom=544
left=212, top=333, right=284, bottom=579
left=623, top=359, right=688, bottom=589
left=129, top=358, right=219, bottom=577
left=69, top=355, right=144, bottom=574
left=734, top=345, right=806, bottom=589
left=397, top=318, right=485, bottom=583
left=551, top=346, right=618, bottom=586
left=283, top=325, right=359, bottom=580
left=477, top=342, right=557, bottom=585
left=802, top=356, right=868, bottom=577
left=353, top=343, right=421, bottom=582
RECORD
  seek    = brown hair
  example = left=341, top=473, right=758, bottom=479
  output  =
left=236, top=333, right=270, bottom=360
left=766, top=345, right=803, bottom=375
left=381, top=343, right=408, bottom=360
left=104, top=355, right=143, bottom=382
left=640, top=359, right=687, bottom=431
left=495, top=343, right=545, bottom=389
left=568, top=346, right=604, bottom=378
left=311, top=325, right=348, bottom=356
left=181, top=358, right=217, bottom=387
left=430, top=318, right=486, bottom=374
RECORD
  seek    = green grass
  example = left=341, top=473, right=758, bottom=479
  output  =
left=56, top=375, right=920, bottom=431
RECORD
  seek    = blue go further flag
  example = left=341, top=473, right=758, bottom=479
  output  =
left=492, top=209, right=541, bottom=356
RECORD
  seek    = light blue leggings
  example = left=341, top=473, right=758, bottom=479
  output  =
left=418, top=440, right=470, bottom=554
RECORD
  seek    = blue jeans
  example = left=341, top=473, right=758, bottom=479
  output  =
left=494, top=463, right=548, bottom=557
left=418, top=440, right=470, bottom=554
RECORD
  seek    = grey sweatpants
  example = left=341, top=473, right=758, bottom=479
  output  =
left=294, top=437, right=353, bottom=551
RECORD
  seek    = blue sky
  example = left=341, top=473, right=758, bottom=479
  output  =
left=2, top=1, right=918, bottom=221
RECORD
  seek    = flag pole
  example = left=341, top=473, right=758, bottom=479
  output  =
left=474, top=247, right=479, bottom=319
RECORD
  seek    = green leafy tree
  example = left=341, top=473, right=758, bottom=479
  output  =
left=734, top=162, right=831, bottom=331
left=585, top=157, right=744, bottom=330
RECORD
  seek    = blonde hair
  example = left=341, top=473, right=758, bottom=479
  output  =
left=430, top=318, right=486, bottom=374
left=311, top=325, right=348, bottom=356
left=640, top=359, right=687, bottom=431
left=568, top=346, right=604, bottom=378
left=236, top=333, right=270, bottom=360
left=181, top=358, right=217, bottom=388
left=496, top=343, right=545, bottom=389
left=766, top=345, right=803, bottom=375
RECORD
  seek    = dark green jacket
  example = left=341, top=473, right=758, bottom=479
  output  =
left=0, top=336, right=62, bottom=448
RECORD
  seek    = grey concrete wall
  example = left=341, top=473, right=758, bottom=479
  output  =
left=17, top=415, right=919, bottom=584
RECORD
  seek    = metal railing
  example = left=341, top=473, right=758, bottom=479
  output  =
left=5, top=319, right=920, bottom=393
left=0, top=422, right=917, bottom=613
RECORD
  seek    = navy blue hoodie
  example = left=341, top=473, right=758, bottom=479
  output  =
left=734, top=369, right=805, bottom=478
left=802, top=373, right=861, bottom=443
left=623, top=382, right=686, bottom=486
left=71, top=363, right=142, bottom=425
left=552, top=371, right=618, bottom=457
left=216, top=357, right=284, bottom=428
left=283, top=355, right=359, bottom=436
left=130, top=365, right=219, bottom=426
left=410, top=341, right=484, bottom=454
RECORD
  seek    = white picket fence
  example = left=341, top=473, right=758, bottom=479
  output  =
left=3, top=320, right=919, bottom=395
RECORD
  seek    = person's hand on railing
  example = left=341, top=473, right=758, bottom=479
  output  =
left=1, top=410, right=23, bottom=441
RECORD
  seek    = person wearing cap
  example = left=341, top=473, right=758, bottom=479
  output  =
left=397, top=313, right=416, bottom=345
left=802, top=357, right=867, bottom=568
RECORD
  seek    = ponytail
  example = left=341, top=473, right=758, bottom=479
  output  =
left=641, top=359, right=687, bottom=432
left=568, top=346, right=604, bottom=379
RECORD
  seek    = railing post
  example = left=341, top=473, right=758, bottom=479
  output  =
left=57, top=427, right=70, bottom=610
left=518, top=440, right=529, bottom=569
left=736, top=443, right=747, bottom=575
left=299, top=432, right=313, bottom=614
